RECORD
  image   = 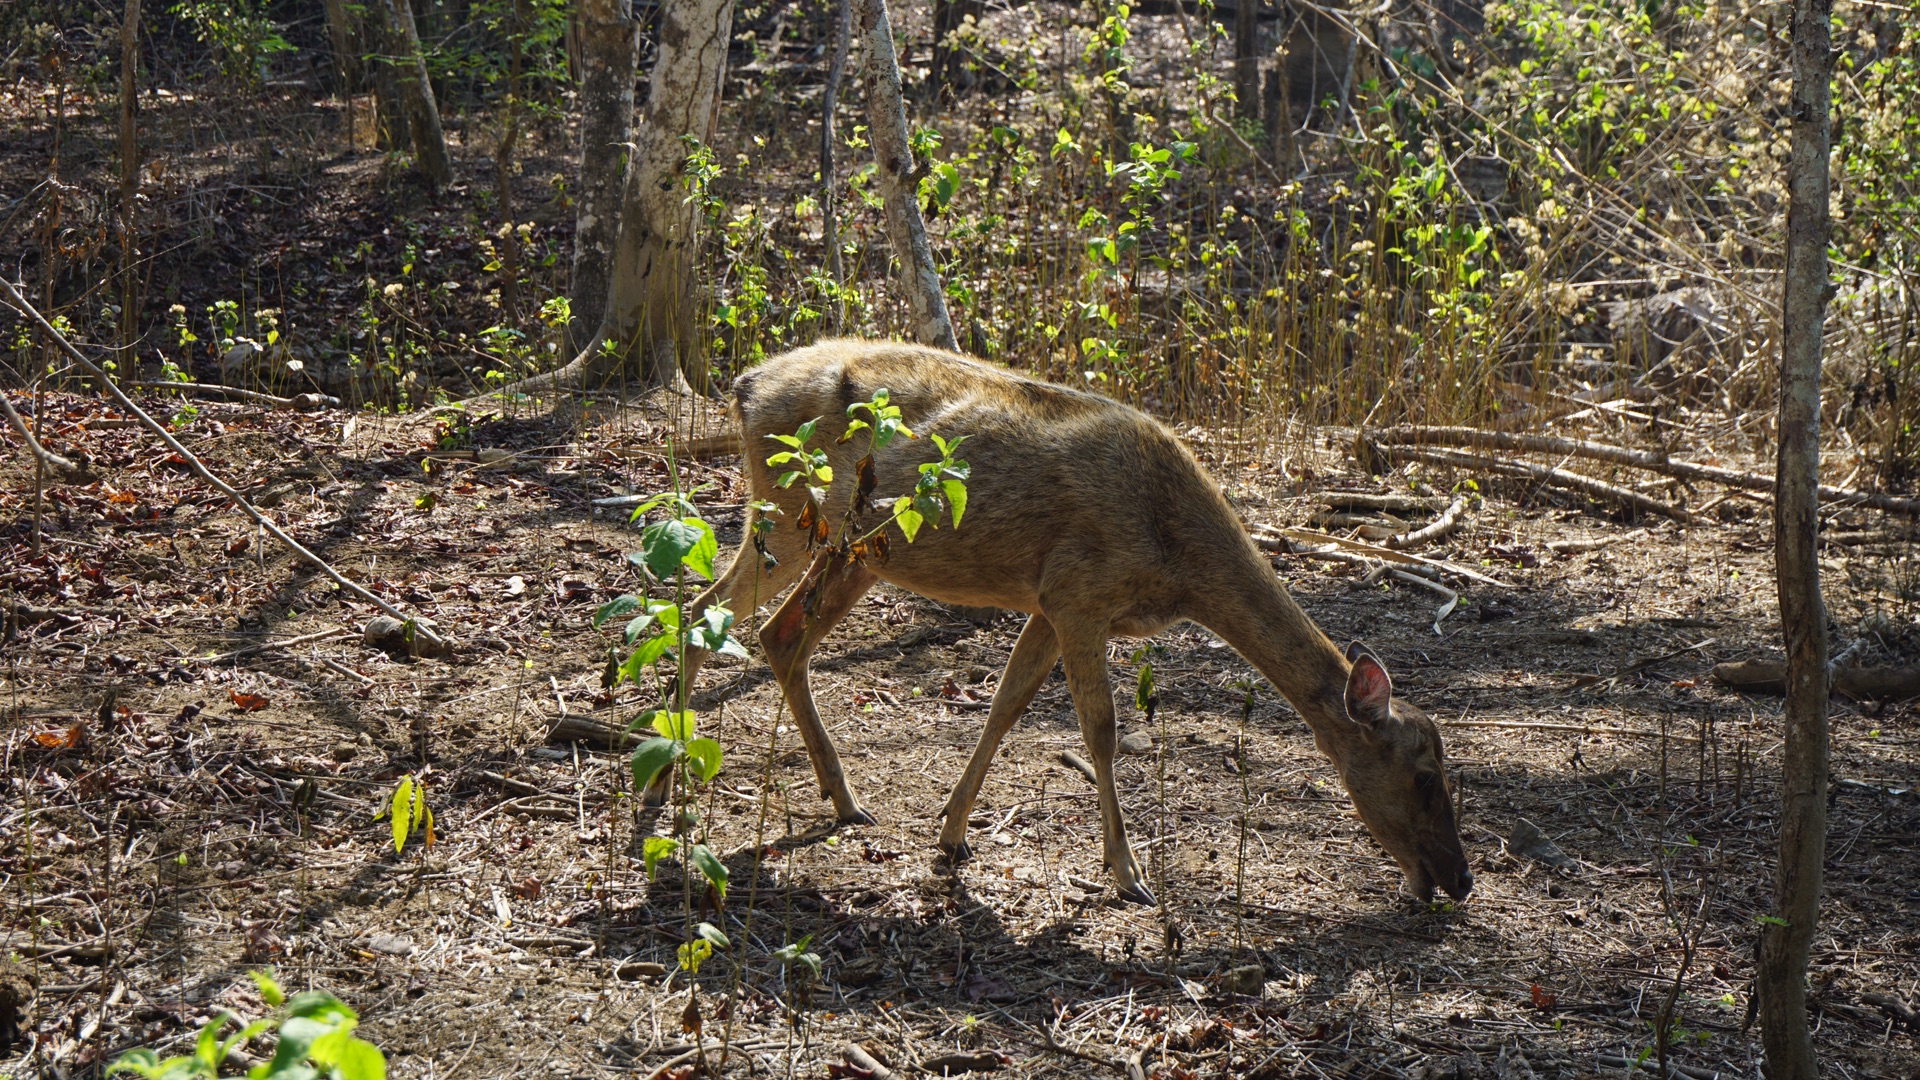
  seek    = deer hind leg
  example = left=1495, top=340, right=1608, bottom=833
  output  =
left=760, top=550, right=879, bottom=825
left=938, top=614, right=1060, bottom=862
left=643, top=506, right=810, bottom=806
left=1058, top=626, right=1154, bottom=906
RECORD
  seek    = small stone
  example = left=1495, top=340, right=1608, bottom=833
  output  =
left=330, top=740, right=358, bottom=762
left=1219, top=964, right=1266, bottom=997
left=1118, top=730, right=1155, bottom=755
left=363, top=615, right=449, bottom=658
left=367, top=934, right=415, bottom=957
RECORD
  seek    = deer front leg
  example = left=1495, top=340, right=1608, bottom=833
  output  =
left=939, top=613, right=1060, bottom=862
left=1059, top=629, right=1154, bottom=906
left=760, top=551, right=878, bottom=825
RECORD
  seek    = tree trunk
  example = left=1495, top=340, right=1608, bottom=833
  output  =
left=570, top=0, right=639, bottom=356
left=496, top=0, right=527, bottom=320
left=320, top=0, right=364, bottom=146
left=856, top=0, right=957, bottom=351
left=820, top=0, right=850, bottom=328
left=1757, top=0, right=1832, bottom=1074
left=493, top=0, right=734, bottom=396
left=118, top=0, right=141, bottom=352
left=381, top=0, right=453, bottom=190
left=929, top=0, right=981, bottom=102
left=1235, top=0, right=1261, bottom=121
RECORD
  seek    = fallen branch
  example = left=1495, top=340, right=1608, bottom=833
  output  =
left=1365, top=441, right=1692, bottom=522
left=1370, top=424, right=1920, bottom=516
left=1385, top=495, right=1469, bottom=550
left=1318, top=492, right=1446, bottom=512
left=841, top=1044, right=903, bottom=1080
left=0, top=275, right=445, bottom=654
left=1546, top=528, right=1649, bottom=555
left=1251, top=523, right=1515, bottom=587
left=127, top=381, right=338, bottom=410
left=183, top=626, right=355, bottom=663
left=0, top=390, right=95, bottom=482
left=1710, top=660, right=1920, bottom=700
left=1444, top=719, right=1702, bottom=746
left=546, top=713, right=643, bottom=750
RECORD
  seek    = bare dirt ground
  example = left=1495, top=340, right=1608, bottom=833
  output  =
left=3, top=386, right=1918, bottom=1080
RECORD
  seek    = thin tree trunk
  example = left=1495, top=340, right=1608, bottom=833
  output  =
left=569, top=0, right=638, bottom=355
left=496, top=0, right=526, bottom=319
left=1235, top=0, right=1261, bottom=121
left=1757, top=0, right=1832, bottom=1071
left=320, top=0, right=363, bottom=146
left=382, top=0, right=453, bottom=190
left=118, top=0, right=141, bottom=353
left=369, top=0, right=410, bottom=151
left=494, top=0, right=734, bottom=396
left=820, top=0, right=850, bottom=328
left=856, top=0, right=957, bottom=351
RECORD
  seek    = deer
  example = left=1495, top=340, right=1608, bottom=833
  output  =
left=667, top=339, right=1474, bottom=906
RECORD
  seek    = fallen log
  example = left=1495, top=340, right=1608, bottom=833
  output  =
left=1361, top=441, right=1692, bottom=522
left=1386, top=495, right=1469, bottom=550
left=1368, top=425, right=1920, bottom=516
left=1710, top=660, right=1920, bottom=700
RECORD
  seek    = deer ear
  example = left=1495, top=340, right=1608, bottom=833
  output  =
left=1344, top=641, right=1377, bottom=665
left=1344, top=650, right=1394, bottom=729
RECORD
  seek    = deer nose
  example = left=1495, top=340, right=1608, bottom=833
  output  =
left=1454, top=867, right=1475, bottom=897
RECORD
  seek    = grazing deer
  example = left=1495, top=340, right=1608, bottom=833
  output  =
left=674, top=340, right=1473, bottom=905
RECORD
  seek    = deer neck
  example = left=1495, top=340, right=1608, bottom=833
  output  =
left=1193, top=543, right=1358, bottom=752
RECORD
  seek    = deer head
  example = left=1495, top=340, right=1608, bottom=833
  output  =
left=1336, top=642, right=1474, bottom=902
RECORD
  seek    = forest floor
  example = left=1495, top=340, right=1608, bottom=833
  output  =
left=3, top=384, right=1919, bottom=1080
left=4, top=6, right=1920, bottom=1075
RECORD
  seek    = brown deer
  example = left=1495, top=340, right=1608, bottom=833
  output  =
left=673, top=340, right=1473, bottom=905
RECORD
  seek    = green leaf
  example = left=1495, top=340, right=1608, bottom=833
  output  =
left=893, top=498, right=924, bottom=543
left=679, top=517, right=718, bottom=579
left=592, top=594, right=642, bottom=628
left=689, top=606, right=736, bottom=654
left=941, top=479, right=967, bottom=529
left=104, top=1049, right=161, bottom=1076
left=265, top=1016, right=335, bottom=1076
left=690, top=844, right=729, bottom=900
left=630, top=736, right=681, bottom=790
left=684, top=737, right=723, bottom=783
left=640, top=518, right=715, bottom=581
left=617, top=631, right=674, bottom=683
left=249, top=969, right=286, bottom=1007
left=677, top=938, right=712, bottom=973
left=389, top=777, right=413, bottom=853
left=331, top=1037, right=387, bottom=1080
left=621, top=495, right=669, bottom=524
left=651, top=709, right=697, bottom=741
left=642, top=836, right=680, bottom=878
left=695, top=921, right=731, bottom=948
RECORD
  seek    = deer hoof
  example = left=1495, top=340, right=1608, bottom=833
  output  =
left=641, top=785, right=669, bottom=809
left=840, top=807, right=878, bottom=827
left=1115, top=882, right=1158, bottom=907
left=940, top=840, right=973, bottom=864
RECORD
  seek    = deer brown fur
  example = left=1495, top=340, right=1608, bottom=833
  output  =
left=675, top=340, right=1473, bottom=905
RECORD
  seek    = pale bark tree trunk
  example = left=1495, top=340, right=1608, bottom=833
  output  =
left=570, top=0, right=639, bottom=354
left=1235, top=0, right=1261, bottom=121
left=119, top=0, right=140, bottom=352
left=381, top=0, right=453, bottom=190
left=855, top=0, right=957, bottom=351
left=496, top=0, right=734, bottom=395
left=1757, top=0, right=1832, bottom=1072
left=819, top=0, right=850, bottom=328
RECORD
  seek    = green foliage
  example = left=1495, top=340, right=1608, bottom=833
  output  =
left=372, top=775, right=432, bottom=854
left=109, top=972, right=385, bottom=1080
left=169, top=0, right=292, bottom=84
